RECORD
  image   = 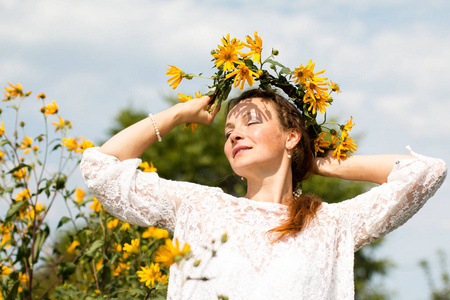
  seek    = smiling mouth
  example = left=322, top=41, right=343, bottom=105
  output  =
left=233, top=147, right=251, bottom=158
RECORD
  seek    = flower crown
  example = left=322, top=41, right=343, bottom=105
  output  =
left=165, top=32, right=357, bottom=160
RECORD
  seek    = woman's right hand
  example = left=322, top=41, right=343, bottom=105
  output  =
left=99, top=93, right=221, bottom=161
left=175, top=94, right=220, bottom=126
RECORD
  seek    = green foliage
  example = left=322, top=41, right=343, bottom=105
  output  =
left=0, top=85, right=172, bottom=299
left=420, top=250, right=450, bottom=299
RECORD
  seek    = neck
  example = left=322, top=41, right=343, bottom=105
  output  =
left=245, top=167, right=293, bottom=205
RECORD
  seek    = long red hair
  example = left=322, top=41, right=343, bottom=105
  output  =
left=227, top=89, right=322, bottom=241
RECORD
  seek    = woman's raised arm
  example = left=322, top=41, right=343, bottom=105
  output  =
left=100, top=95, right=219, bottom=161
left=314, top=152, right=415, bottom=184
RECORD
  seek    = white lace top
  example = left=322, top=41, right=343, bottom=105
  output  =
left=80, top=147, right=446, bottom=300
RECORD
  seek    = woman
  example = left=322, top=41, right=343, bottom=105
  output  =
left=81, top=88, right=446, bottom=299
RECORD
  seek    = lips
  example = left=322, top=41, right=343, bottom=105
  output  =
left=232, top=145, right=252, bottom=158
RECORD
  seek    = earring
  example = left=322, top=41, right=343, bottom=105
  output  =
left=241, top=177, right=245, bottom=181
left=287, top=154, right=292, bottom=159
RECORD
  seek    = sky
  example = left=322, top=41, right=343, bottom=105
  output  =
left=1, top=0, right=449, bottom=298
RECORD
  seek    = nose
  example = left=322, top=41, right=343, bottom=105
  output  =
left=229, top=130, right=244, bottom=143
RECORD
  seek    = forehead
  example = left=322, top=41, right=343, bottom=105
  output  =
left=226, top=97, right=277, bottom=122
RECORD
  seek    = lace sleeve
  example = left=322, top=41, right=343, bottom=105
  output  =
left=335, top=149, right=447, bottom=251
left=80, top=147, right=214, bottom=233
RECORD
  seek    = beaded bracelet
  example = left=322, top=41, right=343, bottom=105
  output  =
left=149, top=113, right=162, bottom=142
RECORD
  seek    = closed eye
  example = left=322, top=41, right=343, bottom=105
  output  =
left=225, top=131, right=232, bottom=140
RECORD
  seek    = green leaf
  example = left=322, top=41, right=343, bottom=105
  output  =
left=265, top=58, right=286, bottom=69
left=127, top=289, right=145, bottom=296
left=57, top=262, right=77, bottom=281
left=5, top=201, right=27, bottom=221
left=84, top=239, right=103, bottom=258
left=280, top=67, right=291, bottom=75
left=57, top=216, right=72, bottom=229
left=32, top=224, right=50, bottom=263
left=7, top=163, right=31, bottom=175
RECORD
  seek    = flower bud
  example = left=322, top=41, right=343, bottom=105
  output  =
left=55, top=175, right=67, bottom=190
left=221, top=233, right=228, bottom=243
left=193, top=260, right=201, bottom=267
left=20, top=121, right=25, bottom=127
left=141, top=245, right=148, bottom=252
left=272, top=49, right=279, bottom=56
left=40, top=107, right=46, bottom=113
left=174, top=254, right=183, bottom=263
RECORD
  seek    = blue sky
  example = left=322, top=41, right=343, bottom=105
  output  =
left=1, top=0, right=449, bottom=298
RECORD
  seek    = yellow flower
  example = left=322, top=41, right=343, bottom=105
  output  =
left=17, top=272, right=29, bottom=293
left=136, top=263, right=167, bottom=288
left=25, top=202, right=45, bottom=221
left=332, top=131, right=358, bottom=161
left=75, top=137, right=94, bottom=153
left=139, top=161, right=157, bottom=173
left=0, top=122, right=5, bottom=137
left=52, top=116, right=72, bottom=132
left=178, top=91, right=202, bottom=103
left=342, top=134, right=358, bottom=154
left=314, top=132, right=331, bottom=156
left=75, top=188, right=85, bottom=203
left=292, top=60, right=326, bottom=86
left=329, top=81, right=340, bottom=93
left=155, top=238, right=191, bottom=268
left=89, top=197, right=102, bottom=212
left=67, top=240, right=80, bottom=254
left=42, top=100, right=58, bottom=115
left=107, top=218, right=119, bottom=229
left=242, top=31, right=263, bottom=64
left=13, top=167, right=29, bottom=180
left=177, top=93, right=193, bottom=103
left=303, top=89, right=330, bottom=115
left=0, top=150, right=5, bottom=162
left=113, top=261, right=130, bottom=276
left=19, top=136, right=33, bottom=154
left=62, top=137, right=79, bottom=152
left=37, top=93, right=46, bottom=99
left=15, top=189, right=31, bottom=201
left=1, top=264, right=12, bottom=276
left=226, top=64, right=259, bottom=89
left=3, top=82, right=24, bottom=101
left=212, top=33, right=243, bottom=72
left=120, top=222, right=131, bottom=231
left=123, top=238, right=140, bottom=255
left=0, top=233, right=12, bottom=248
left=343, top=116, right=355, bottom=132
left=182, top=123, right=198, bottom=133
left=142, top=226, right=169, bottom=240
left=95, top=257, right=103, bottom=271
left=166, top=65, right=184, bottom=89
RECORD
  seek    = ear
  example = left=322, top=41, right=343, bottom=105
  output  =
left=285, top=129, right=302, bottom=150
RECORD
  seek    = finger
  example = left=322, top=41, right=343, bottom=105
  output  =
left=210, top=102, right=221, bottom=118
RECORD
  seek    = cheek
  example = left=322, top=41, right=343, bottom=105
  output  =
left=223, top=140, right=232, bottom=160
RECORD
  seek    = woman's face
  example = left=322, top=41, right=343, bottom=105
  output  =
left=224, top=97, right=289, bottom=178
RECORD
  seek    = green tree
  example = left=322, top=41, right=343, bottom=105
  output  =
left=420, top=250, right=450, bottom=299
left=106, top=97, right=393, bottom=298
